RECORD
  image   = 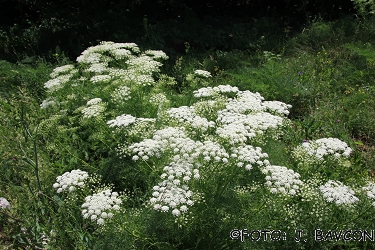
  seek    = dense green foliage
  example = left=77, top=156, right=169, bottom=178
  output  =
left=1, top=2, right=375, bottom=250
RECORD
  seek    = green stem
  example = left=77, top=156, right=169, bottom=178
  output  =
left=33, top=136, right=42, bottom=193
left=0, top=210, right=23, bottom=223
left=20, top=105, right=42, bottom=193
left=55, top=140, right=95, bottom=170
left=333, top=204, right=373, bottom=229
left=215, top=166, right=241, bottom=199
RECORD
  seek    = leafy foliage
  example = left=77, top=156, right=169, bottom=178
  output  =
left=2, top=10, right=375, bottom=250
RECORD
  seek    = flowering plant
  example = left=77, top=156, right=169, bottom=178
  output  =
left=292, top=137, right=352, bottom=166
left=39, top=42, right=375, bottom=249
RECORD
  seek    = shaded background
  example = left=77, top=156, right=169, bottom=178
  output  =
left=0, top=0, right=356, bottom=62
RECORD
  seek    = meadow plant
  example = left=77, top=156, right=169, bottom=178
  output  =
left=292, top=137, right=352, bottom=166
left=319, top=180, right=359, bottom=206
left=81, top=189, right=122, bottom=225
left=52, top=169, right=89, bottom=193
left=0, top=197, right=11, bottom=209
left=185, top=69, right=212, bottom=89
left=36, top=42, right=375, bottom=249
left=361, top=181, right=375, bottom=206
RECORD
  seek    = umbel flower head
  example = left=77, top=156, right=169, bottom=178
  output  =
left=81, top=189, right=122, bottom=225
left=319, top=180, right=359, bottom=206
left=261, top=165, right=302, bottom=195
left=292, top=137, right=353, bottom=165
left=0, top=197, right=11, bottom=209
left=53, top=169, right=89, bottom=193
left=362, top=182, right=375, bottom=206
left=119, top=84, right=293, bottom=216
left=81, top=98, right=106, bottom=118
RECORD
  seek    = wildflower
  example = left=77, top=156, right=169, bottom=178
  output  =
left=262, top=101, right=292, bottom=115
left=144, top=50, right=169, bottom=60
left=194, top=70, right=212, bottom=78
left=161, top=206, right=169, bottom=212
left=0, top=197, right=11, bottom=209
left=262, top=165, right=302, bottom=195
left=172, top=208, right=181, bottom=216
left=107, top=114, right=137, bottom=128
left=86, top=98, right=102, bottom=106
left=81, top=189, right=122, bottom=225
left=50, top=64, right=75, bottom=78
left=110, top=48, right=132, bottom=60
left=149, top=93, right=169, bottom=106
left=111, top=85, right=131, bottom=104
left=362, top=182, right=375, bottom=206
left=90, top=74, right=112, bottom=83
left=53, top=169, right=89, bottom=193
left=319, top=180, right=358, bottom=206
left=81, top=104, right=106, bottom=118
left=85, top=63, right=108, bottom=73
left=293, top=138, right=352, bottom=164
left=40, top=98, right=56, bottom=109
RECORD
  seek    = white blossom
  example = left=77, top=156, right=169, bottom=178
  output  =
left=81, top=189, right=123, bottom=225
left=0, top=197, right=11, bottom=209
left=53, top=169, right=89, bottom=193
left=362, top=182, right=375, bottom=206
left=107, top=114, right=137, bottom=128
left=262, top=165, right=302, bottom=195
left=194, top=70, right=212, bottom=78
left=319, top=180, right=358, bottom=205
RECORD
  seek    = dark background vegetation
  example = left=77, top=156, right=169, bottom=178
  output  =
left=0, top=0, right=356, bottom=62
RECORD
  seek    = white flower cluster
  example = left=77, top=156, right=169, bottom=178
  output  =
left=107, top=114, right=137, bottom=128
left=151, top=184, right=193, bottom=216
left=90, top=74, right=112, bottom=83
left=40, top=98, right=56, bottom=109
left=149, top=93, right=169, bottom=106
left=119, top=72, right=156, bottom=86
left=0, top=197, right=11, bottom=209
left=127, top=118, right=156, bottom=137
left=50, top=64, right=75, bottom=78
left=216, top=122, right=253, bottom=145
left=261, top=165, right=302, bottom=195
left=111, top=85, right=131, bottom=104
left=196, top=140, right=229, bottom=163
left=193, top=84, right=239, bottom=97
left=151, top=162, right=195, bottom=216
left=81, top=98, right=106, bottom=118
left=52, top=169, right=89, bottom=193
left=231, top=145, right=269, bottom=170
left=216, top=112, right=284, bottom=144
left=81, top=189, right=122, bottom=225
left=262, top=101, right=293, bottom=115
left=126, top=56, right=163, bottom=75
left=129, top=127, right=187, bottom=161
left=167, top=106, right=215, bottom=132
left=194, top=70, right=212, bottom=78
left=110, top=48, right=132, bottom=60
left=362, top=182, right=375, bottom=206
left=85, top=63, right=108, bottom=73
left=293, top=138, right=352, bottom=164
left=73, top=42, right=167, bottom=90
left=144, top=50, right=169, bottom=60
left=225, top=90, right=265, bottom=113
left=76, top=41, right=139, bottom=64
left=86, top=98, right=102, bottom=106
left=44, top=73, right=75, bottom=92
left=120, top=83, right=294, bottom=215
left=319, top=180, right=359, bottom=205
